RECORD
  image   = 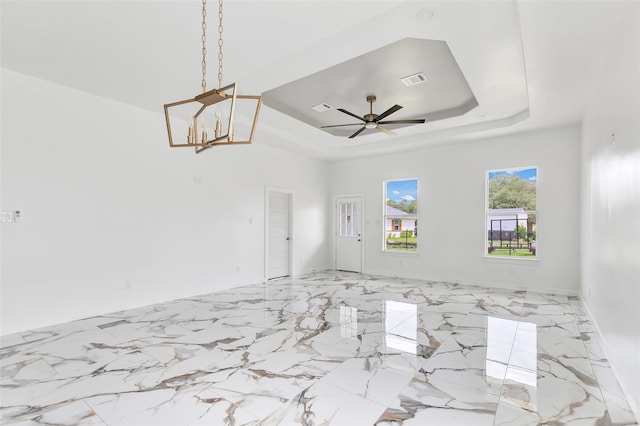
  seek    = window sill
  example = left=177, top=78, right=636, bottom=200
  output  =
left=382, top=250, right=420, bottom=255
left=482, top=255, right=540, bottom=265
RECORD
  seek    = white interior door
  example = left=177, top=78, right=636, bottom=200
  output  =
left=268, top=191, right=291, bottom=279
left=336, top=196, right=362, bottom=272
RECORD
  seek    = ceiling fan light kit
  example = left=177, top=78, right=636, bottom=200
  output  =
left=163, top=0, right=262, bottom=154
left=321, top=95, right=426, bottom=139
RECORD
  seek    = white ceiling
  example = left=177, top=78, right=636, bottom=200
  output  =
left=1, top=1, right=630, bottom=160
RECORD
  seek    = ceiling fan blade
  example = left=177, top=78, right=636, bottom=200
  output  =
left=378, top=119, right=426, bottom=125
left=348, top=127, right=366, bottom=139
left=338, top=108, right=366, bottom=122
left=321, top=123, right=363, bottom=128
left=375, top=104, right=403, bottom=122
left=376, top=125, right=397, bottom=137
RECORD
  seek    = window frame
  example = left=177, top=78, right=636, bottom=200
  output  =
left=484, top=166, right=538, bottom=260
left=383, top=178, right=419, bottom=254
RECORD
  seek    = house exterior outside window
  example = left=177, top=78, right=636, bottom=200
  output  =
left=486, top=167, right=537, bottom=258
left=384, top=179, right=418, bottom=252
left=387, top=208, right=414, bottom=236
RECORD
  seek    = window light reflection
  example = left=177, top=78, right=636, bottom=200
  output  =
left=486, top=316, right=537, bottom=411
left=340, top=305, right=358, bottom=339
left=486, top=316, right=537, bottom=386
left=385, top=300, right=418, bottom=354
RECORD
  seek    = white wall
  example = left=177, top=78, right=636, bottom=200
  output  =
left=330, top=125, right=581, bottom=295
left=1, top=69, right=331, bottom=335
left=580, top=1, right=640, bottom=416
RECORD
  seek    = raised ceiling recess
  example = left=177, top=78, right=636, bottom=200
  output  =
left=262, top=38, right=478, bottom=138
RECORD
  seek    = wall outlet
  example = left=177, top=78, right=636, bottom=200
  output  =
left=125, top=280, right=132, bottom=290
left=235, top=266, right=240, bottom=273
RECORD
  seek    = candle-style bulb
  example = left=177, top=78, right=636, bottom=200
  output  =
left=187, top=118, right=195, bottom=143
left=201, top=120, right=207, bottom=144
left=215, top=109, right=222, bottom=138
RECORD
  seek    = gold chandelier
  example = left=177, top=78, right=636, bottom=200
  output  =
left=164, top=0, right=262, bottom=154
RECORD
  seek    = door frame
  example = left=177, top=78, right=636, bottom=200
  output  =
left=333, top=194, right=365, bottom=272
left=265, top=186, right=293, bottom=280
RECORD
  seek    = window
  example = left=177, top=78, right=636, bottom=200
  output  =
left=384, top=179, right=418, bottom=252
left=486, top=167, right=537, bottom=258
left=339, top=201, right=359, bottom=237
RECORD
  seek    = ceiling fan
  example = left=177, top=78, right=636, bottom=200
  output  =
left=321, top=95, right=426, bottom=138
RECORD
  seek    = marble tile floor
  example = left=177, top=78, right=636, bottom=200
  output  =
left=1, top=271, right=637, bottom=425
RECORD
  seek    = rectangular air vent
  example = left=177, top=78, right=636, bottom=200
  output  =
left=401, top=72, right=427, bottom=87
left=311, top=103, right=333, bottom=112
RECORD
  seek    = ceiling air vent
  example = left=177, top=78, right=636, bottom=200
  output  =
left=311, top=103, right=333, bottom=112
left=401, top=72, right=427, bottom=87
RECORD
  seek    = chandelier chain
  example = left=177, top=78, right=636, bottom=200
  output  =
left=201, top=0, right=207, bottom=92
left=217, top=0, right=224, bottom=89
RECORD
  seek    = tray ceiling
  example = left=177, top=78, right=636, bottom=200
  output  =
left=263, top=38, right=479, bottom=138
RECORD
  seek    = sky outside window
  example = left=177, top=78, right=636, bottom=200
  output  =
left=488, top=168, right=537, bottom=183
left=386, top=179, right=418, bottom=203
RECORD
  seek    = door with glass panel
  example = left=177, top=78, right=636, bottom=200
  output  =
left=336, top=196, right=362, bottom=272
